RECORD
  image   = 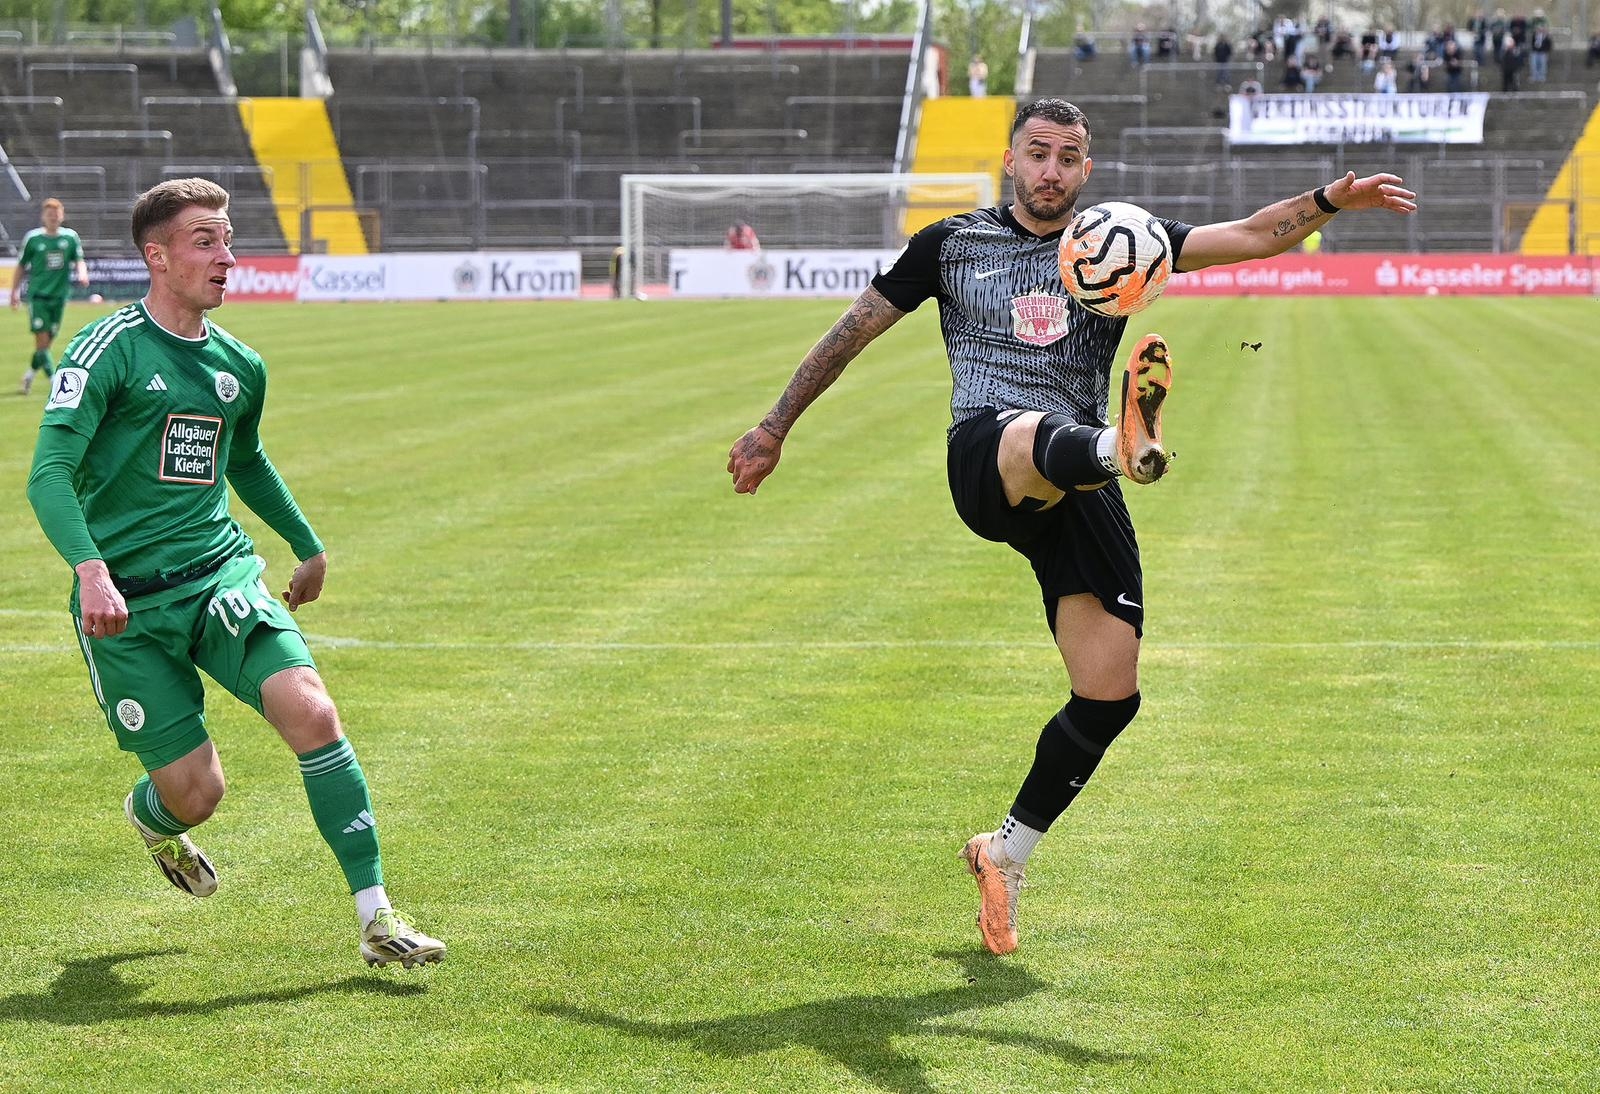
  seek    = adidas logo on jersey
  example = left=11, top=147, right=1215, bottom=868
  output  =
left=342, top=809, right=376, bottom=834
left=146, top=374, right=167, bottom=392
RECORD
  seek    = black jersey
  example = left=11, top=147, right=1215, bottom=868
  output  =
left=871, top=204, right=1192, bottom=433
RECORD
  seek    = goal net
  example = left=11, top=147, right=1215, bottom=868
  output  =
left=619, top=173, right=997, bottom=299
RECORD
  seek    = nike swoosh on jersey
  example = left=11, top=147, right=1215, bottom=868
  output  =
left=974, top=267, right=1011, bottom=279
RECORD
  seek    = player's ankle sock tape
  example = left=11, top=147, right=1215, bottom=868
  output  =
left=298, top=737, right=385, bottom=893
left=1032, top=413, right=1118, bottom=487
left=1010, top=691, right=1141, bottom=830
left=131, top=775, right=189, bottom=837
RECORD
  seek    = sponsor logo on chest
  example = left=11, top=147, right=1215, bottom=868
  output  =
left=1010, top=292, right=1073, bottom=346
left=160, top=413, right=223, bottom=484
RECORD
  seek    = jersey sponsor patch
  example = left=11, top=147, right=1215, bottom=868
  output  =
left=1010, top=292, right=1073, bottom=346
left=47, top=366, right=89, bottom=409
left=160, top=413, right=223, bottom=484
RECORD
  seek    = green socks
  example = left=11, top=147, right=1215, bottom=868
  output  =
left=130, top=774, right=189, bottom=836
left=31, top=348, right=51, bottom=377
left=298, top=737, right=384, bottom=893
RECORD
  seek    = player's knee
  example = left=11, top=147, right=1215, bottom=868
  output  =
left=1057, top=691, right=1141, bottom=754
left=167, top=774, right=225, bottom=825
left=262, top=666, right=343, bottom=750
left=1032, top=412, right=1109, bottom=489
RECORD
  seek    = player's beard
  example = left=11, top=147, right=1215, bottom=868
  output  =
left=1014, top=173, right=1083, bottom=227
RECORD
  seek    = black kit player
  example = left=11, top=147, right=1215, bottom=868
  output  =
left=727, top=98, right=1416, bottom=954
left=26, top=178, right=445, bottom=968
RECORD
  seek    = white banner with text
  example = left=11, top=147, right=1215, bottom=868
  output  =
left=293, top=252, right=582, bottom=301
left=1228, top=93, right=1490, bottom=144
left=668, top=249, right=902, bottom=297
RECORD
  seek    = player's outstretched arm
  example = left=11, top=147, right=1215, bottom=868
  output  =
left=727, top=284, right=906, bottom=495
left=1176, top=171, right=1417, bottom=272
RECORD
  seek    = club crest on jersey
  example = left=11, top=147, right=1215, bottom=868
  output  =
left=214, top=371, right=240, bottom=403
left=1010, top=292, right=1072, bottom=346
left=160, top=413, right=223, bottom=484
left=116, top=699, right=145, bottom=732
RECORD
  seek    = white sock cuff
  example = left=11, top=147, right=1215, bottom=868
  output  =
left=1095, top=428, right=1120, bottom=476
left=999, top=814, right=1046, bottom=865
left=355, top=884, right=391, bottom=926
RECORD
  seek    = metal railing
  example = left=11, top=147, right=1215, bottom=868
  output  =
left=26, top=62, right=141, bottom=111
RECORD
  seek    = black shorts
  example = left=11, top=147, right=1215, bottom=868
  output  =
left=947, top=409, right=1144, bottom=636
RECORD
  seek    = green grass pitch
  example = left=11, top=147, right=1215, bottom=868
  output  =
left=0, top=296, right=1596, bottom=1092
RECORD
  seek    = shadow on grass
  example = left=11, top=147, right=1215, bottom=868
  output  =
left=532, top=949, right=1132, bottom=1093
left=0, top=948, right=426, bottom=1025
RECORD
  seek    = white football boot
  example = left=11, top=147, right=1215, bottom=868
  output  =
left=124, top=792, right=218, bottom=897
left=361, top=909, right=447, bottom=969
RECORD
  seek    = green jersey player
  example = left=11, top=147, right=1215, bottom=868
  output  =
left=25, top=178, right=444, bottom=969
left=12, top=197, right=88, bottom=394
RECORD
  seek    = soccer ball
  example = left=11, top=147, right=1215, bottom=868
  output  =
left=1059, top=202, right=1172, bottom=318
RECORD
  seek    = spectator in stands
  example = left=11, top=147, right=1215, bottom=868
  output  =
left=726, top=222, right=761, bottom=251
left=1360, top=27, right=1379, bottom=70
left=1315, top=16, right=1333, bottom=44
left=1507, top=11, right=1527, bottom=45
left=1442, top=38, right=1467, bottom=90
left=1187, top=28, right=1209, bottom=60
left=1500, top=33, right=1524, bottom=89
left=1378, top=27, right=1401, bottom=59
left=1156, top=27, right=1179, bottom=59
left=1375, top=57, right=1399, bottom=93
left=1490, top=9, right=1508, bottom=59
left=1302, top=53, right=1325, bottom=92
left=1470, top=10, right=1491, bottom=65
left=1281, top=56, right=1306, bottom=91
left=1281, top=16, right=1302, bottom=60
left=968, top=54, right=989, bottom=97
left=1332, top=28, right=1355, bottom=59
left=1238, top=77, right=1264, bottom=96
left=1130, top=25, right=1152, bottom=66
left=1214, top=34, right=1234, bottom=85
left=1075, top=35, right=1098, bottom=61
left=1588, top=33, right=1600, bottom=67
left=1406, top=51, right=1434, bottom=91
left=1529, top=24, right=1552, bottom=82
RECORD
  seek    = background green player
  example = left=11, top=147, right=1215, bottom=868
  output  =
left=11, top=197, right=89, bottom=395
left=25, top=178, right=445, bottom=969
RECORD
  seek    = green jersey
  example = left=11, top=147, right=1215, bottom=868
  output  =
left=40, top=301, right=277, bottom=584
left=19, top=226, right=83, bottom=300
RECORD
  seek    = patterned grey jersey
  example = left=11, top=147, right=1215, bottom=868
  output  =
left=872, top=204, right=1192, bottom=434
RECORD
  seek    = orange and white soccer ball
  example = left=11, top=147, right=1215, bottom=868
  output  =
left=1059, top=202, right=1172, bottom=318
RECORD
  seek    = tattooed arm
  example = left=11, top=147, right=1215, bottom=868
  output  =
left=727, top=285, right=907, bottom=495
left=1176, top=171, right=1418, bottom=271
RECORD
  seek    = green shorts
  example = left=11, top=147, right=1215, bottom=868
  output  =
left=70, top=553, right=317, bottom=772
left=29, top=296, right=65, bottom=338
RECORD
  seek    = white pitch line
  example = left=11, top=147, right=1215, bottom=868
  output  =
left=4, top=635, right=1595, bottom=655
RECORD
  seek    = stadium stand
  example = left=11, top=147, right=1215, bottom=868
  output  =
left=1, top=22, right=1594, bottom=267
left=0, top=45, right=286, bottom=254
left=322, top=47, right=908, bottom=265
left=1026, top=44, right=1594, bottom=251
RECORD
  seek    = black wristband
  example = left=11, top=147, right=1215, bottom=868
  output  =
left=1313, top=186, right=1341, bottom=215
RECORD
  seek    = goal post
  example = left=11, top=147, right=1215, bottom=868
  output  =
left=619, top=172, right=997, bottom=299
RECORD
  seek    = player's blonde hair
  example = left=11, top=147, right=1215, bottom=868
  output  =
left=41, top=197, right=63, bottom=213
left=132, top=177, right=229, bottom=249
